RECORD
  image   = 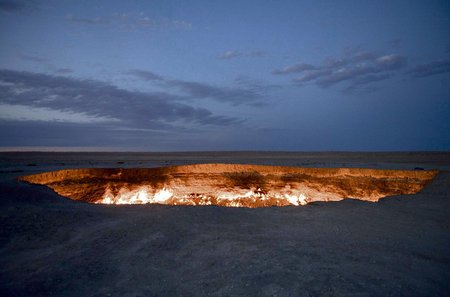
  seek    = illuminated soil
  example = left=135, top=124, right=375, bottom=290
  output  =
left=19, top=164, right=438, bottom=207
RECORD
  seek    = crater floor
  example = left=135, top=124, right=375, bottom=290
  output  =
left=19, top=164, right=437, bottom=207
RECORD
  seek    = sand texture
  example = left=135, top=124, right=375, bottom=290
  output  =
left=0, top=152, right=449, bottom=296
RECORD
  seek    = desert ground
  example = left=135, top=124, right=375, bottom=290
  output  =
left=0, top=152, right=449, bottom=297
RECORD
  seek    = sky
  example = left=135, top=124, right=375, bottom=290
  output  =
left=0, top=0, right=449, bottom=151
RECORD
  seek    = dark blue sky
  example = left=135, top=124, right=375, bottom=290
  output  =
left=0, top=0, right=449, bottom=151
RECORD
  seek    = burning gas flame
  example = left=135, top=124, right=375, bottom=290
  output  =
left=285, top=193, right=307, bottom=206
left=98, top=186, right=173, bottom=205
left=96, top=186, right=309, bottom=207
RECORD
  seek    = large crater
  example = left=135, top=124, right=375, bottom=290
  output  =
left=19, top=164, right=438, bottom=207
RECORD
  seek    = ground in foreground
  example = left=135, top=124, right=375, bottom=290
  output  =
left=0, top=152, right=449, bottom=297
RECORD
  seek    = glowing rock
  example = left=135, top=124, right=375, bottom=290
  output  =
left=19, top=164, right=438, bottom=208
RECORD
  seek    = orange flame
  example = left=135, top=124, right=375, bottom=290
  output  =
left=96, top=186, right=310, bottom=207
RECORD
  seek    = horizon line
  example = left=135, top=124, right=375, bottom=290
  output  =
left=0, top=147, right=449, bottom=154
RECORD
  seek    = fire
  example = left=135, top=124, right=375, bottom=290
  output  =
left=19, top=164, right=439, bottom=207
left=97, top=186, right=173, bottom=205
left=96, top=186, right=310, bottom=207
left=285, top=193, right=307, bottom=206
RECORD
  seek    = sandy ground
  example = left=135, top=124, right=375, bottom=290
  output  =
left=0, top=152, right=449, bottom=297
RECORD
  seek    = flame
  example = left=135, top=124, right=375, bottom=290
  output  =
left=153, top=188, right=173, bottom=202
left=97, top=187, right=173, bottom=205
left=96, top=186, right=309, bottom=207
left=285, top=193, right=307, bottom=206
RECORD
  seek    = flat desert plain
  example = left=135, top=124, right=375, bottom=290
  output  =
left=0, top=152, right=449, bottom=297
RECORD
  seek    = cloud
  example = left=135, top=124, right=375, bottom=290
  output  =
left=293, top=69, right=330, bottom=83
left=233, top=75, right=281, bottom=102
left=217, top=50, right=241, bottom=60
left=375, top=55, right=407, bottom=70
left=410, top=59, right=450, bottom=77
left=0, top=119, right=181, bottom=148
left=127, top=69, right=163, bottom=81
left=217, top=49, right=267, bottom=60
left=65, top=12, right=192, bottom=31
left=167, top=80, right=262, bottom=106
left=273, top=63, right=316, bottom=75
left=127, top=69, right=264, bottom=106
left=275, top=51, right=407, bottom=90
left=0, top=69, right=240, bottom=131
left=65, top=15, right=107, bottom=25
left=317, top=55, right=406, bottom=87
left=0, top=118, right=246, bottom=150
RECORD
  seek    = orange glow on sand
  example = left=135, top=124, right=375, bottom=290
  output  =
left=19, top=164, right=438, bottom=208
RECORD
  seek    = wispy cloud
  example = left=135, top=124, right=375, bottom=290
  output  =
left=274, top=51, right=407, bottom=90
left=65, top=15, right=107, bottom=25
left=127, top=69, right=163, bottom=81
left=0, top=69, right=240, bottom=130
left=217, top=50, right=241, bottom=60
left=65, top=12, right=192, bottom=31
left=410, top=59, right=450, bottom=77
left=167, top=80, right=262, bottom=106
left=233, top=75, right=281, bottom=97
left=316, top=55, right=406, bottom=87
left=127, top=69, right=265, bottom=106
left=217, top=49, right=267, bottom=60
left=272, top=63, right=316, bottom=75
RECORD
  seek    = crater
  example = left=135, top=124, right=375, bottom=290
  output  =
left=19, top=164, right=438, bottom=207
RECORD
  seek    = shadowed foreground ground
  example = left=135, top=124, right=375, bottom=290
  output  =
left=0, top=152, right=449, bottom=296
